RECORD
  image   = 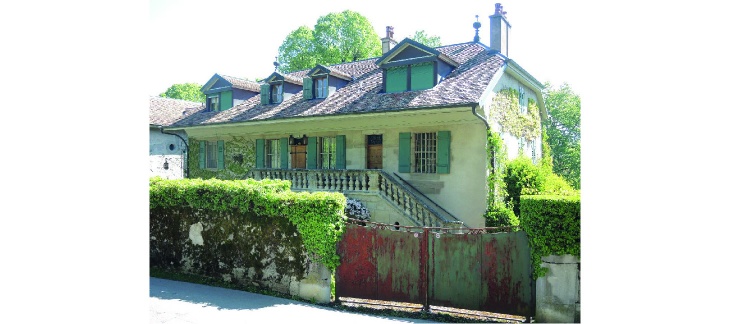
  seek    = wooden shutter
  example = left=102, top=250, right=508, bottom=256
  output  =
left=398, top=132, right=411, bottom=173
left=221, top=91, right=233, bottom=110
left=255, top=139, right=265, bottom=168
left=303, top=77, right=313, bottom=100
left=217, top=140, right=225, bottom=169
left=280, top=137, right=289, bottom=169
left=386, top=66, right=408, bottom=93
left=199, top=141, right=206, bottom=169
left=411, top=62, right=434, bottom=90
left=335, top=135, right=346, bottom=169
left=306, top=137, right=318, bottom=169
left=260, top=84, right=270, bottom=105
left=436, top=131, right=450, bottom=174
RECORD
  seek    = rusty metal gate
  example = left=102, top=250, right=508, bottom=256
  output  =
left=335, top=220, right=534, bottom=317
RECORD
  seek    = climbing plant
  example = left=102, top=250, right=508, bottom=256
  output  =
left=189, top=136, right=256, bottom=179
left=489, top=88, right=541, bottom=141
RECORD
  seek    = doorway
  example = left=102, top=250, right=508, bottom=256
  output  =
left=291, top=145, right=307, bottom=169
left=367, top=135, right=382, bottom=169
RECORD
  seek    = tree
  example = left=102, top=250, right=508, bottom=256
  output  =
left=277, top=10, right=380, bottom=73
left=542, top=82, right=581, bottom=189
left=160, top=83, right=204, bottom=103
left=410, top=30, right=442, bottom=47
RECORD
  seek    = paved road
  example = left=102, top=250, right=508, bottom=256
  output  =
left=150, top=277, right=436, bottom=323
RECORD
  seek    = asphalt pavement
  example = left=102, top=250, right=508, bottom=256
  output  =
left=150, top=277, right=437, bottom=323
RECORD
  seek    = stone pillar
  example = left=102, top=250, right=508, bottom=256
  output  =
left=536, top=254, right=580, bottom=323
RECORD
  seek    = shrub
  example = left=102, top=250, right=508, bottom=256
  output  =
left=503, top=155, right=577, bottom=217
left=344, top=198, right=370, bottom=221
left=484, top=203, right=519, bottom=228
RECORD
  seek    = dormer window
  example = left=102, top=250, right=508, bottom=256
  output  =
left=207, top=94, right=220, bottom=111
left=271, top=83, right=283, bottom=103
left=384, top=62, right=435, bottom=93
left=315, top=77, right=328, bottom=99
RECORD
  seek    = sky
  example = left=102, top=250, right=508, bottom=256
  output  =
left=148, top=0, right=594, bottom=96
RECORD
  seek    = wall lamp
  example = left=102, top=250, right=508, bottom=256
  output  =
left=163, top=158, right=169, bottom=170
left=288, top=134, right=308, bottom=146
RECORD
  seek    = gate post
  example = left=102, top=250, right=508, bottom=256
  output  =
left=420, top=227, right=430, bottom=313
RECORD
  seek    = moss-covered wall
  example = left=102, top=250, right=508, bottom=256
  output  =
left=189, top=135, right=256, bottom=179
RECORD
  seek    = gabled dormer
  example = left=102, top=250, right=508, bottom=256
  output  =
left=375, top=38, right=459, bottom=93
left=302, top=64, right=352, bottom=100
left=260, top=72, right=303, bottom=105
left=201, top=74, right=260, bottom=112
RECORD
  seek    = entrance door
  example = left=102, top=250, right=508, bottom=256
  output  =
left=367, top=135, right=383, bottom=169
left=291, top=145, right=307, bottom=169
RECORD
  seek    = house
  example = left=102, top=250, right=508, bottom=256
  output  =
left=164, top=4, right=546, bottom=229
left=149, top=96, right=205, bottom=179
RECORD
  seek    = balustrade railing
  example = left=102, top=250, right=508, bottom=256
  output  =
left=249, top=169, right=464, bottom=228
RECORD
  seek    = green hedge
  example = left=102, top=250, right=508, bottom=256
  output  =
left=149, top=177, right=347, bottom=272
left=520, top=195, right=580, bottom=277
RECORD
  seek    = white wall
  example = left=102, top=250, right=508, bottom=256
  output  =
left=150, top=128, right=188, bottom=179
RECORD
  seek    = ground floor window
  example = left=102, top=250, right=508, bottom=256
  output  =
left=414, top=132, right=437, bottom=173
left=265, top=139, right=281, bottom=168
left=319, top=136, right=336, bottom=169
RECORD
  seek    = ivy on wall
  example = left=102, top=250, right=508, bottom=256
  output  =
left=489, top=88, right=541, bottom=141
left=189, top=135, right=256, bottom=179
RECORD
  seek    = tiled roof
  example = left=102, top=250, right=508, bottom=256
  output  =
left=149, top=96, right=205, bottom=126
left=171, top=42, right=505, bottom=128
left=219, top=75, right=261, bottom=93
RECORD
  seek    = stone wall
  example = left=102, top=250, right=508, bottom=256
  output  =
left=536, top=254, right=580, bottom=323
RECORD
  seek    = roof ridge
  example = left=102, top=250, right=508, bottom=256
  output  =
left=152, top=96, right=204, bottom=105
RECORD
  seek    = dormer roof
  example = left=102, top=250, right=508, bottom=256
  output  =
left=375, top=38, right=460, bottom=68
left=264, top=72, right=303, bottom=86
left=306, top=64, right=352, bottom=81
left=201, top=73, right=260, bottom=94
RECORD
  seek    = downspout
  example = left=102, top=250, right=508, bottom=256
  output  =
left=159, top=126, right=190, bottom=178
left=471, top=103, right=494, bottom=171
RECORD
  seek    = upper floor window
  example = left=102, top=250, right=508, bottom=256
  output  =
left=398, top=131, right=450, bottom=174
left=207, top=95, right=220, bottom=111
left=315, top=77, right=328, bottom=99
left=271, top=84, right=283, bottom=103
left=518, top=86, right=527, bottom=114
left=385, top=62, right=435, bottom=93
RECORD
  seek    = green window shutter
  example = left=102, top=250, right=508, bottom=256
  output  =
left=398, top=132, right=411, bottom=173
left=411, top=62, right=434, bottom=91
left=260, top=84, right=270, bottom=105
left=306, top=137, right=318, bottom=169
left=335, top=135, right=346, bottom=169
left=217, top=140, right=225, bottom=169
left=386, top=66, right=407, bottom=93
left=303, top=77, right=313, bottom=100
left=199, top=141, right=206, bottom=169
left=255, top=139, right=265, bottom=168
left=437, top=131, right=450, bottom=174
left=221, top=91, right=233, bottom=110
left=280, top=137, right=289, bottom=169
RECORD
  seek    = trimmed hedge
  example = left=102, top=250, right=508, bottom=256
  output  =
left=149, top=177, right=347, bottom=272
left=520, top=195, right=580, bottom=277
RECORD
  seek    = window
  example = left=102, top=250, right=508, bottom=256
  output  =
left=199, top=140, right=224, bottom=170
left=265, top=139, right=281, bottom=168
left=319, top=136, right=336, bottom=169
left=530, top=140, right=537, bottom=164
left=385, top=62, right=434, bottom=93
left=399, top=131, right=449, bottom=174
left=518, top=86, right=527, bottom=114
left=207, top=95, right=220, bottom=111
left=315, top=77, right=328, bottom=98
left=414, top=132, right=437, bottom=173
left=271, top=84, right=283, bottom=103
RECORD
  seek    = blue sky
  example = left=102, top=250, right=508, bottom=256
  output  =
left=148, top=0, right=595, bottom=96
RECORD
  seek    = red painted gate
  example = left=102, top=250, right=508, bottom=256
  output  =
left=335, top=220, right=534, bottom=317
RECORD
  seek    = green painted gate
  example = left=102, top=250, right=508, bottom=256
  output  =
left=335, top=220, right=534, bottom=317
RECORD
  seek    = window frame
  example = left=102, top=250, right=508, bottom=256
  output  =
left=265, top=139, right=281, bottom=168
left=413, top=132, right=437, bottom=173
left=208, top=94, right=220, bottom=112
left=314, top=76, right=328, bottom=99
left=205, top=140, right=218, bottom=169
left=271, top=83, right=283, bottom=103
left=318, top=136, right=337, bottom=169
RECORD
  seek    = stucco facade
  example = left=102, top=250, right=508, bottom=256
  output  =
left=150, top=127, right=188, bottom=179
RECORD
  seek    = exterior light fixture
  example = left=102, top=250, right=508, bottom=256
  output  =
left=163, top=159, right=169, bottom=170
left=288, top=134, right=309, bottom=145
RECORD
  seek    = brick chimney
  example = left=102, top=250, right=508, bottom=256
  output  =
left=489, top=3, right=511, bottom=56
left=381, top=26, right=397, bottom=55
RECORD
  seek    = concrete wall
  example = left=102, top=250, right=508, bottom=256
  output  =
left=150, top=128, right=187, bottom=179
left=536, top=254, right=581, bottom=323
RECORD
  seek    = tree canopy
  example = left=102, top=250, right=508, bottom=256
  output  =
left=410, top=30, right=442, bottom=47
left=160, top=83, right=204, bottom=103
left=542, top=82, right=581, bottom=189
left=277, top=10, right=380, bottom=73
